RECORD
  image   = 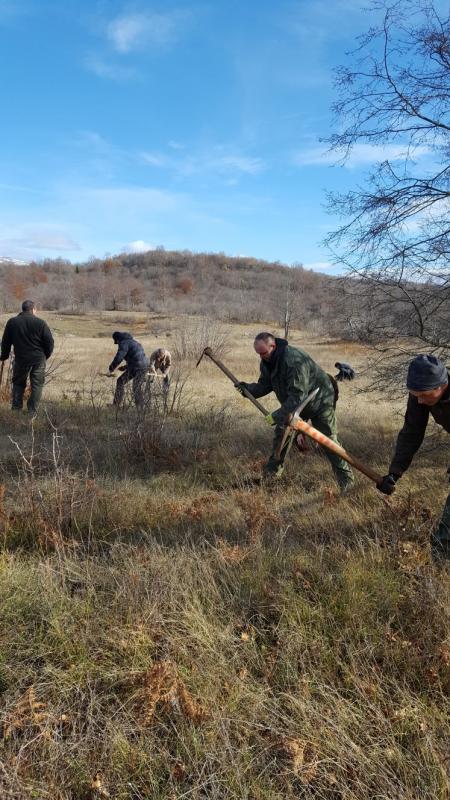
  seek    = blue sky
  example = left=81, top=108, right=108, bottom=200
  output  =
left=0, top=0, right=393, bottom=271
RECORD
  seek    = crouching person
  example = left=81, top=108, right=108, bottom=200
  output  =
left=377, top=355, right=450, bottom=563
left=149, top=347, right=171, bottom=390
left=108, top=331, right=148, bottom=409
left=335, top=362, right=355, bottom=381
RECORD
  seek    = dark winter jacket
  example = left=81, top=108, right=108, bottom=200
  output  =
left=109, top=332, right=148, bottom=375
left=0, top=311, right=54, bottom=362
left=389, top=373, right=450, bottom=476
left=245, top=338, right=336, bottom=425
left=335, top=362, right=355, bottom=379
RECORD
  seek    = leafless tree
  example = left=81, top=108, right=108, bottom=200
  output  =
left=276, top=264, right=305, bottom=339
left=326, top=0, right=450, bottom=381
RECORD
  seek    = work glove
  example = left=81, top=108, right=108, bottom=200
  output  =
left=376, top=474, right=398, bottom=495
left=264, top=413, right=276, bottom=427
left=235, top=381, right=248, bottom=396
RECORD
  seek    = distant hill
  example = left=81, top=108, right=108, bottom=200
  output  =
left=0, top=248, right=343, bottom=333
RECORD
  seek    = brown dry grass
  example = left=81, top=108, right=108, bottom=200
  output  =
left=0, top=313, right=448, bottom=799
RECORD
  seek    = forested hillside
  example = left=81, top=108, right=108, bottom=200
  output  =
left=0, top=250, right=339, bottom=333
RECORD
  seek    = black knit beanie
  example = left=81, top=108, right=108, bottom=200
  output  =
left=406, top=355, right=448, bottom=392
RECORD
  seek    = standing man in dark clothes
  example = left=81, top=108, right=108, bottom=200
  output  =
left=108, top=331, right=148, bottom=408
left=335, top=362, right=355, bottom=381
left=377, top=355, right=450, bottom=562
left=0, top=300, right=54, bottom=415
left=236, top=332, right=354, bottom=491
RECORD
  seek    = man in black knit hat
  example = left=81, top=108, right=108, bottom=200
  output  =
left=377, top=354, right=450, bottom=562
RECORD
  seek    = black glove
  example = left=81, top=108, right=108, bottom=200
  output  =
left=235, top=382, right=248, bottom=397
left=377, top=474, right=398, bottom=495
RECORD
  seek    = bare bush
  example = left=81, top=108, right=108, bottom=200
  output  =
left=172, top=316, right=232, bottom=363
left=3, top=420, right=97, bottom=551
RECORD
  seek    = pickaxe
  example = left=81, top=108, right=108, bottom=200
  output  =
left=273, top=387, right=319, bottom=461
left=196, top=347, right=383, bottom=486
left=285, top=398, right=383, bottom=485
left=196, top=346, right=270, bottom=415
left=196, top=349, right=319, bottom=468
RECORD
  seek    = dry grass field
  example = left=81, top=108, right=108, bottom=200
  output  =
left=0, top=312, right=448, bottom=800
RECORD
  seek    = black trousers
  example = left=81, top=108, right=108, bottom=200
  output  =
left=113, top=369, right=147, bottom=408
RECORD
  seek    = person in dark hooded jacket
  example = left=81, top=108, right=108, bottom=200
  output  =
left=108, top=332, right=148, bottom=408
left=335, top=362, right=355, bottom=381
left=236, top=332, right=354, bottom=490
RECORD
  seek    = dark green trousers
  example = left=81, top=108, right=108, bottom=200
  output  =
left=431, top=492, right=450, bottom=561
left=265, top=402, right=354, bottom=489
left=12, top=358, right=46, bottom=413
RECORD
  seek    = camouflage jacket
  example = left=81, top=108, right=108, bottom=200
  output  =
left=245, top=338, right=335, bottom=425
left=389, top=373, right=450, bottom=476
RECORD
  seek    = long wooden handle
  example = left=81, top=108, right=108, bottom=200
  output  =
left=290, top=416, right=383, bottom=484
left=202, top=347, right=269, bottom=415
left=199, top=348, right=381, bottom=484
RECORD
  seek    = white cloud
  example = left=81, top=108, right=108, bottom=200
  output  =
left=76, top=130, right=109, bottom=148
left=107, top=11, right=178, bottom=54
left=140, top=147, right=265, bottom=178
left=294, top=143, right=431, bottom=168
left=140, top=152, right=169, bottom=168
left=214, top=155, right=264, bottom=174
left=84, top=55, right=137, bottom=81
left=0, top=225, right=81, bottom=258
left=123, top=239, right=154, bottom=254
left=25, top=230, right=80, bottom=251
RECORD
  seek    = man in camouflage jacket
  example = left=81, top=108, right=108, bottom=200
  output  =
left=237, top=332, right=354, bottom=490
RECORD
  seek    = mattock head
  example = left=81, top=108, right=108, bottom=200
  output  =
left=195, top=346, right=213, bottom=368
left=290, top=387, right=320, bottom=424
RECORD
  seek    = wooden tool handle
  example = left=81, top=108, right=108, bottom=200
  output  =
left=202, top=347, right=269, bottom=415
left=291, top=417, right=383, bottom=484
